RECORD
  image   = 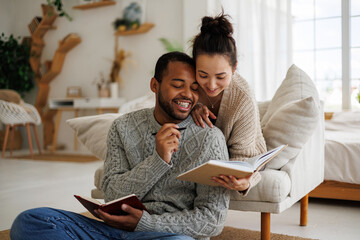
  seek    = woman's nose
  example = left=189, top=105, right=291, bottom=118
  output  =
left=208, top=79, right=216, bottom=89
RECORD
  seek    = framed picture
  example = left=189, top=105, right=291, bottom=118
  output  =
left=66, top=86, right=82, bottom=98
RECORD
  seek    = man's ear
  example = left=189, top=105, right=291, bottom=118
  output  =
left=150, top=77, right=159, bottom=93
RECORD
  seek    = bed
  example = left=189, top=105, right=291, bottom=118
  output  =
left=309, top=111, right=360, bottom=201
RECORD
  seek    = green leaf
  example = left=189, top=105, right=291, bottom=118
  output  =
left=159, top=38, right=184, bottom=52
left=0, top=33, right=34, bottom=96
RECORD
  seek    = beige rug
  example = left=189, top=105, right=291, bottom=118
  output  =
left=7, top=153, right=100, bottom=163
left=0, top=227, right=317, bottom=240
left=211, top=226, right=317, bottom=240
left=0, top=212, right=317, bottom=240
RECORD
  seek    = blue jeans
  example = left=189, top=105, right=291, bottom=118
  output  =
left=10, top=207, right=194, bottom=240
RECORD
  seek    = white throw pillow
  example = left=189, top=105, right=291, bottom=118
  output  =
left=261, top=64, right=320, bottom=169
left=119, top=91, right=155, bottom=114
left=66, top=114, right=120, bottom=160
left=66, top=93, right=156, bottom=160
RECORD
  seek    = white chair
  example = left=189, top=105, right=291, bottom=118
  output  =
left=0, top=99, right=42, bottom=158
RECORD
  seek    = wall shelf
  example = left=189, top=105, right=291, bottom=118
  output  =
left=114, top=22, right=154, bottom=60
left=73, top=0, right=116, bottom=10
left=114, top=23, right=155, bottom=36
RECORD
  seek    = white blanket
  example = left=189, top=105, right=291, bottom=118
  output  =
left=324, top=112, right=360, bottom=184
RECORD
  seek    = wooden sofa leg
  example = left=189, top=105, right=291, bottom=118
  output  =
left=300, top=194, right=308, bottom=226
left=261, top=212, right=270, bottom=240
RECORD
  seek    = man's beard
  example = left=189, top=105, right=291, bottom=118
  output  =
left=158, top=89, right=192, bottom=121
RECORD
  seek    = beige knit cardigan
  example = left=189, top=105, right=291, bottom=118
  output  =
left=215, top=72, right=267, bottom=161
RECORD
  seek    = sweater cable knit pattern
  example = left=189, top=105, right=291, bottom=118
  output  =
left=216, top=72, right=267, bottom=161
left=101, top=108, right=230, bottom=240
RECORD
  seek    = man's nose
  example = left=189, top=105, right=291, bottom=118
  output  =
left=181, top=86, right=193, bottom=98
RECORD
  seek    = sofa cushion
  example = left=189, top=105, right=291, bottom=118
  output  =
left=230, top=169, right=291, bottom=203
left=67, top=114, right=121, bottom=160
left=261, top=64, right=320, bottom=169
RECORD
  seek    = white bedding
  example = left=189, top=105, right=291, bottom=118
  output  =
left=324, top=112, right=360, bottom=184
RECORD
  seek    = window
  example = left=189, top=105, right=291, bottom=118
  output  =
left=292, top=0, right=360, bottom=110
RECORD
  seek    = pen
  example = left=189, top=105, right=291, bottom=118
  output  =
left=152, top=127, right=187, bottom=136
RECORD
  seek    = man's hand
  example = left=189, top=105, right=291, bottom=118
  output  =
left=155, top=123, right=181, bottom=163
left=95, top=204, right=143, bottom=231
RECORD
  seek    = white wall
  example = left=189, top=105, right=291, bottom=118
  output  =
left=0, top=0, right=215, bottom=151
left=0, top=0, right=13, bottom=34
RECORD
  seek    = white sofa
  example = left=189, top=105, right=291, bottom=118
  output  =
left=67, top=64, right=324, bottom=240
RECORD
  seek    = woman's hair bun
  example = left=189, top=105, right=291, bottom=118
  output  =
left=200, top=14, right=233, bottom=37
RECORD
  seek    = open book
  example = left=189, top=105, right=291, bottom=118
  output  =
left=74, top=194, right=148, bottom=218
left=177, top=145, right=287, bottom=186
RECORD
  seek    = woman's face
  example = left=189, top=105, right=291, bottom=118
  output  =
left=196, top=54, right=234, bottom=97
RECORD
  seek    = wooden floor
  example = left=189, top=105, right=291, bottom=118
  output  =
left=1, top=151, right=360, bottom=240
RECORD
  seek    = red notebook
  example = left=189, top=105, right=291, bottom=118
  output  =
left=74, top=194, right=148, bottom=218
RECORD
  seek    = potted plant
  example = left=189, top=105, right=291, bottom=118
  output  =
left=93, top=72, right=110, bottom=98
left=0, top=33, right=34, bottom=97
left=46, top=0, right=72, bottom=21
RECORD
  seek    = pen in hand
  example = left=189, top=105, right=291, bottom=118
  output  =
left=152, top=127, right=187, bottom=136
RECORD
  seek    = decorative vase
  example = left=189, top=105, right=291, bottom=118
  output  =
left=110, top=82, right=119, bottom=98
left=98, top=85, right=110, bottom=98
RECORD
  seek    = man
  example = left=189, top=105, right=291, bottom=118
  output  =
left=10, top=52, right=230, bottom=240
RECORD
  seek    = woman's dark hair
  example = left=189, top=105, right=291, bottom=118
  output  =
left=192, top=12, right=237, bottom=68
left=154, top=51, right=195, bottom=82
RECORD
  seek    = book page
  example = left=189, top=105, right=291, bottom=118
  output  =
left=207, top=160, right=254, bottom=172
left=177, top=160, right=255, bottom=186
left=105, top=194, right=136, bottom=205
left=77, top=195, right=102, bottom=205
left=253, top=145, right=286, bottom=169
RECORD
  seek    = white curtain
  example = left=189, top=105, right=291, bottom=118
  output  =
left=218, top=0, right=292, bottom=101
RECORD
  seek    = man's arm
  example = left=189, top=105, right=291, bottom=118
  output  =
left=101, top=118, right=172, bottom=202
left=135, top=129, right=230, bottom=238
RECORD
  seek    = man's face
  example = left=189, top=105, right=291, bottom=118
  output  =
left=152, top=61, right=199, bottom=124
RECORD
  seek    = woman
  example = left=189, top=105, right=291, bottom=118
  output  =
left=191, top=13, right=267, bottom=194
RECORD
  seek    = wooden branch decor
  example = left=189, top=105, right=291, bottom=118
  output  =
left=28, top=4, right=81, bottom=149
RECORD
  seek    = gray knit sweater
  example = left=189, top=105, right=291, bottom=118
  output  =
left=101, top=108, right=230, bottom=240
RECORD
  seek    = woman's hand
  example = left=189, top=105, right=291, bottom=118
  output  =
left=212, top=175, right=251, bottom=191
left=191, top=103, right=217, bottom=128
